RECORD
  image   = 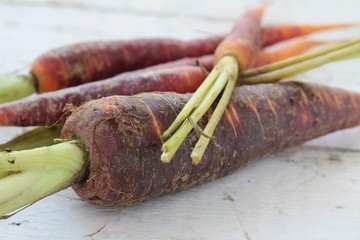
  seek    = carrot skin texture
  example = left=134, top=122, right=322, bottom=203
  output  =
left=61, top=82, right=360, bottom=207
left=31, top=37, right=222, bottom=93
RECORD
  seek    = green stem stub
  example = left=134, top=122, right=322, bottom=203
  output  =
left=0, top=141, right=86, bottom=218
left=0, top=75, right=37, bottom=104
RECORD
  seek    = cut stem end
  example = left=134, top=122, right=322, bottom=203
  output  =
left=0, top=75, right=37, bottom=104
left=0, top=141, right=86, bottom=218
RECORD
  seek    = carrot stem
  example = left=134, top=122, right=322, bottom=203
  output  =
left=161, top=59, right=232, bottom=162
left=161, top=56, right=238, bottom=163
left=191, top=65, right=238, bottom=164
left=162, top=60, right=226, bottom=138
left=241, top=41, right=360, bottom=84
left=241, top=38, right=360, bottom=78
left=0, top=76, right=36, bottom=104
left=0, top=141, right=86, bottom=218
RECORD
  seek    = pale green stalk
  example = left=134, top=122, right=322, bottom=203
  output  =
left=241, top=42, right=360, bottom=84
left=0, top=141, right=86, bottom=218
left=161, top=56, right=239, bottom=163
left=191, top=68, right=238, bottom=164
left=161, top=71, right=229, bottom=162
left=0, top=76, right=36, bottom=104
left=162, top=59, right=227, bottom=138
left=241, top=38, right=360, bottom=78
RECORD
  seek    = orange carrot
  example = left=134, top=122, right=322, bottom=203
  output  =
left=261, top=23, right=359, bottom=47
left=213, top=5, right=265, bottom=68
left=254, top=40, right=326, bottom=67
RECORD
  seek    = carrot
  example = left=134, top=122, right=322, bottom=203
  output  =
left=0, top=81, right=360, bottom=217
left=261, top=23, right=359, bottom=47
left=253, top=40, right=326, bottom=67
left=162, top=4, right=266, bottom=164
left=160, top=39, right=328, bottom=70
left=30, top=37, right=222, bottom=93
left=0, top=66, right=207, bottom=126
left=0, top=23, right=355, bottom=104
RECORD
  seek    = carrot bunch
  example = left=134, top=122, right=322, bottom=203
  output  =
left=0, top=3, right=360, bottom=219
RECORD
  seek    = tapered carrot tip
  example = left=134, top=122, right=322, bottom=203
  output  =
left=261, top=23, right=360, bottom=47
left=254, top=40, right=329, bottom=67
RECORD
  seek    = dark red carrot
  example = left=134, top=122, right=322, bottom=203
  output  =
left=31, top=23, right=357, bottom=92
left=0, top=22, right=355, bottom=104
left=0, top=37, right=221, bottom=104
left=29, top=23, right=360, bottom=92
left=162, top=4, right=266, bottom=164
left=63, top=82, right=360, bottom=207
left=0, top=66, right=208, bottom=126
left=1, top=82, right=360, bottom=217
left=31, top=37, right=222, bottom=93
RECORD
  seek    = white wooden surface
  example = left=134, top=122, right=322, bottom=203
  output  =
left=0, top=0, right=360, bottom=239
